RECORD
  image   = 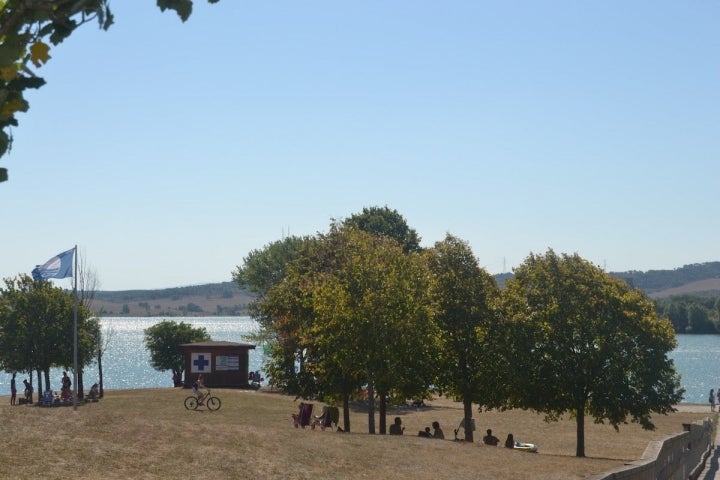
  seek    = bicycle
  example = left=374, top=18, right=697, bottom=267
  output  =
left=184, top=389, right=221, bottom=411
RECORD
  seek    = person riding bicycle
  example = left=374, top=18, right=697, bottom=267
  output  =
left=192, top=374, right=206, bottom=404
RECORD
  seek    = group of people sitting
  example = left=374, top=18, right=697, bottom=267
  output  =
left=38, top=372, right=100, bottom=406
left=482, top=429, right=515, bottom=448
left=388, top=417, right=444, bottom=439
left=290, top=407, right=523, bottom=449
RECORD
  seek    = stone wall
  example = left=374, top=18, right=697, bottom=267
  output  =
left=585, top=418, right=713, bottom=480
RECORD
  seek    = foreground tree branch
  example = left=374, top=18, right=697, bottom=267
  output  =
left=0, top=0, right=221, bottom=182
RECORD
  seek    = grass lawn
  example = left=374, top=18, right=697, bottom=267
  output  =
left=0, top=388, right=711, bottom=480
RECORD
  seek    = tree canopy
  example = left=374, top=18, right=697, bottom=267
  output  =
left=501, top=250, right=684, bottom=457
left=427, top=234, right=501, bottom=442
left=0, top=0, right=220, bottom=182
left=239, top=215, right=437, bottom=434
left=236, top=207, right=685, bottom=450
left=342, top=205, right=422, bottom=253
left=308, top=224, right=437, bottom=433
left=144, top=320, right=210, bottom=377
left=0, top=274, right=96, bottom=397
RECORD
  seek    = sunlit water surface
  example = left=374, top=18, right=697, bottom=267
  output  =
left=14, top=317, right=263, bottom=391
left=670, top=334, right=720, bottom=404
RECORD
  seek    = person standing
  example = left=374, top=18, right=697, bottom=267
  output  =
left=22, top=379, right=32, bottom=403
left=710, top=389, right=716, bottom=412
left=10, top=373, right=16, bottom=406
left=61, top=371, right=72, bottom=401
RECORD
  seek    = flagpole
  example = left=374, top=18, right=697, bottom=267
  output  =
left=73, top=244, right=78, bottom=411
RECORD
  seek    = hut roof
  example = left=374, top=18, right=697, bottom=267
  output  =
left=179, top=341, right=255, bottom=349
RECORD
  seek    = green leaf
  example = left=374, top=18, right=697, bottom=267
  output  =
left=0, top=65, right=17, bottom=81
left=49, top=19, right=78, bottom=45
left=157, top=0, right=193, bottom=22
left=0, top=130, right=10, bottom=159
left=0, top=43, right=25, bottom=69
left=10, top=75, right=46, bottom=90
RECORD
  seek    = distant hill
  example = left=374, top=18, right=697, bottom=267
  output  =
left=90, top=262, right=720, bottom=317
left=611, top=262, right=720, bottom=298
left=91, top=282, right=256, bottom=317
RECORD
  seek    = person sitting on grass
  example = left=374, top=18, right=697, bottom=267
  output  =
left=432, top=421, right=444, bottom=439
left=483, top=429, right=500, bottom=446
left=505, top=433, right=515, bottom=448
left=88, top=383, right=100, bottom=400
left=389, top=417, right=404, bottom=435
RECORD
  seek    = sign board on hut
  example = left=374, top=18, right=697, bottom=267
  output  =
left=179, top=341, right=256, bottom=388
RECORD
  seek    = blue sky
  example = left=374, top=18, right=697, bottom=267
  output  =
left=1, top=1, right=718, bottom=291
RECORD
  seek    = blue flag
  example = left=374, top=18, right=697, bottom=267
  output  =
left=32, top=248, right=75, bottom=281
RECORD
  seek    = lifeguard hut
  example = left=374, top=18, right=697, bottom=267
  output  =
left=179, top=340, right=256, bottom=388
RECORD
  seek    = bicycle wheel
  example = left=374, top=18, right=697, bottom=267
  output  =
left=206, top=396, right=221, bottom=411
left=184, top=396, right=199, bottom=410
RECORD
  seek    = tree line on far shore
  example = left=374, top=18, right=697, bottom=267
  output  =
left=232, top=206, right=683, bottom=458
left=654, top=295, right=720, bottom=334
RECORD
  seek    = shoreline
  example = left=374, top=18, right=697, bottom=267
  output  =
left=1, top=387, right=713, bottom=415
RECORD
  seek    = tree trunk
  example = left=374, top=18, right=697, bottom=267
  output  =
left=33, top=369, right=40, bottom=404
left=379, top=393, right=387, bottom=434
left=367, top=383, right=376, bottom=434
left=43, top=369, right=50, bottom=393
left=98, top=352, right=104, bottom=398
left=463, top=398, right=474, bottom=442
left=576, top=403, right=586, bottom=457
left=77, top=369, right=84, bottom=399
left=342, top=393, right=350, bottom=433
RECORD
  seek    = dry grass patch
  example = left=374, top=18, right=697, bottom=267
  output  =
left=0, top=389, right=710, bottom=480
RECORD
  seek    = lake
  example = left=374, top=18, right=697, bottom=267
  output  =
left=1, top=318, right=718, bottom=405
left=5, top=317, right=264, bottom=393
left=670, top=334, right=720, bottom=404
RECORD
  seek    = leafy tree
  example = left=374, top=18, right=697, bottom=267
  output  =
left=144, top=320, right=210, bottom=380
left=687, top=304, right=715, bottom=333
left=343, top=205, right=422, bottom=253
left=233, top=235, right=312, bottom=297
left=0, top=0, right=220, bottom=182
left=654, top=294, right=720, bottom=334
left=657, top=301, right=690, bottom=333
left=233, top=235, right=312, bottom=345
left=0, top=274, right=95, bottom=399
left=232, top=234, right=316, bottom=404
left=252, top=236, right=324, bottom=400
left=426, top=234, right=501, bottom=442
left=502, top=250, right=684, bottom=457
left=308, top=224, right=438, bottom=434
left=254, top=220, right=437, bottom=433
